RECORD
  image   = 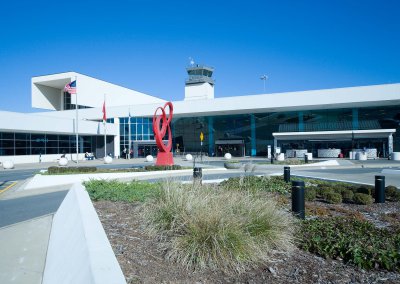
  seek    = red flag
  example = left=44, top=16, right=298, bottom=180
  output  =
left=102, top=101, right=106, bottom=122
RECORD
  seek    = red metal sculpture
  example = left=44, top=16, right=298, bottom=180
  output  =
left=153, top=102, right=174, bottom=166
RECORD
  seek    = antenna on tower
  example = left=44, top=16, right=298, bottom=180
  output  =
left=189, top=57, right=195, bottom=66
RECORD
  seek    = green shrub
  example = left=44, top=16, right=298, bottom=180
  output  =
left=341, top=189, right=354, bottom=202
left=300, top=217, right=400, bottom=271
left=325, top=192, right=342, bottom=204
left=305, top=188, right=317, bottom=201
left=144, top=165, right=182, bottom=171
left=143, top=182, right=297, bottom=273
left=319, top=189, right=334, bottom=200
left=220, top=176, right=291, bottom=195
left=386, top=185, right=400, bottom=201
left=357, top=186, right=372, bottom=195
left=47, top=166, right=97, bottom=174
left=353, top=193, right=373, bottom=205
left=84, top=179, right=161, bottom=202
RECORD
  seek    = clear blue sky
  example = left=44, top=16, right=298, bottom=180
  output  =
left=1, top=0, right=399, bottom=113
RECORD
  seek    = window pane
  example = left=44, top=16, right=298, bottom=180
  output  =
left=0, top=140, right=14, bottom=147
left=15, top=148, right=30, bottom=155
left=15, top=133, right=29, bottom=140
left=46, top=148, right=58, bottom=154
left=0, top=148, right=14, bottom=155
left=15, top=140, right=28, bottom=147
left=2, top=133, right=14, bottom=139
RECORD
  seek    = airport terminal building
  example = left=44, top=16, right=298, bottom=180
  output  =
left=1, top=66, right=400, bottom=164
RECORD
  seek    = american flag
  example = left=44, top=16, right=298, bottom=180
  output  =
left=64, top=80, right=77, bottom=94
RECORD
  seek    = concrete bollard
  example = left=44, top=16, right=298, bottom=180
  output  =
left=284, top=166, right=290, bottom=183
left=375, top=175, right=385, bottom=203
left=291, top=180, right=305, bottom=219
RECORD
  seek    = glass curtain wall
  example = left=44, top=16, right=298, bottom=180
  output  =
left=170, top=105, right=400, bottom=157
left=0, top=132, right=94, bottom=156
left=119, top=117, right=154, bottom=153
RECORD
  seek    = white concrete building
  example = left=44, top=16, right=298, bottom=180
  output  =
left=1, top=67, right=400, bottom=164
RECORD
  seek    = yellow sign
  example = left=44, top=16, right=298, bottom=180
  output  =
left=200, top=132, right=204, bottom=141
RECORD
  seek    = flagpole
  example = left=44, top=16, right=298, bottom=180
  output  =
left=104, top=94, right=107, bottom=159
left=128, top=108, right=131, bottom=160
left=75, top=76, right=79, bottom=164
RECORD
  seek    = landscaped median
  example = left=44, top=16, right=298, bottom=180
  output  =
left=88, top=176, right=400, bottom=283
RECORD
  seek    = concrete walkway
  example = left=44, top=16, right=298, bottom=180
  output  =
left=0, top=215, right=53, bottom=284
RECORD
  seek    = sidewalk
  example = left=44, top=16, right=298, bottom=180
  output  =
left=0, top=215, right=52, bottom=284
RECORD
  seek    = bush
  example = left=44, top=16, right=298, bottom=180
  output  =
left=353, top=193, right=373, bottom=205
left=144, top=165, right=182, bottom=171
left=386, top=185, right=400, bottom=201
left=220, top=176, right=291, bottom=195
left=357, top=186, right=372, bottom=195
left=341, top=189, right=354, bottom=202
left=325, top=192, right=342, bottom=204
left=48, top=166, right=97, bottom=174
left=300, top=217, right=400, bottom=271
left=305, top=188, right=317, bottom=201
left=319, top=188, right=334, bottom=200
left=143, top=182, right=297, bottom=273
left=84, top=179, right=161, bottom=202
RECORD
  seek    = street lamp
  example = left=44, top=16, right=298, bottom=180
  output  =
left=260, top=74, right=268, bottom=93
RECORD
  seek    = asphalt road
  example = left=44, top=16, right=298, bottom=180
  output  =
left=0, top=168, right=44, bottom=183
left=0, top=190, right=68, bottom=228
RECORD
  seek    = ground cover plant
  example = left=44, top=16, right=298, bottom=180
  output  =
left=219, top=175, right=291, bottom=195
left=85, top=179, right=161, bottom=202
left=300, top=217, right=400, bottom=271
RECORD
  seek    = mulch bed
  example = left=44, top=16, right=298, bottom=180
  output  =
left=94, top=200, right=400, bottom=284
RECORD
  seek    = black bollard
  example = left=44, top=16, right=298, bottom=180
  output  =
left=193, top=167, right=202, bottom=183
left=375, top=175, right=385, bottom=203
left=304, top=153, right=308, bottom=164
left=284, top=166, right=290, bottom=183
left=292, top=180, right=305, bottom=219
left=271, top=156, right=274, bottom=164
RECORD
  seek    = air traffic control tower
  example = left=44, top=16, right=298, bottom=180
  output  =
left=184, top=64, right=215, bottom=101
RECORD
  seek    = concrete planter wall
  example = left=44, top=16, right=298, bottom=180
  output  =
left=43, top=183, right=126, bottom=284
left=224, top=162, right=242, bottom=169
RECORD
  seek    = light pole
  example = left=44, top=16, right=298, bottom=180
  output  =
left=260, top=74, right=268, bottom=93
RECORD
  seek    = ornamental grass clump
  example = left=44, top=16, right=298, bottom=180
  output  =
left=142, top=181, right=297, bottom=274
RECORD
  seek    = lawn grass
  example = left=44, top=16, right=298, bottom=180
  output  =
left=84, top=179, right=161, bottom=202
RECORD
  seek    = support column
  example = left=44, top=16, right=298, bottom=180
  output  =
left=298, top=111, right=304, bottom=132
left=251, top=114, right=256, bottom=156
left=208, top=116, right=214, bottom=156
left=132, top=142, right=138, bottom=158
left=389, top=134, right=393, bottom=156
left=352, top=108, right=359, bottom=130
left=114, top=117, right=121, bottom=158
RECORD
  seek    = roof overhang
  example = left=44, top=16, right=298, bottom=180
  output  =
left=273, top=129, right=396, bottom=141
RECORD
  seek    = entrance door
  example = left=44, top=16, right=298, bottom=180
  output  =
left=215, top=140, right=245, bottom=157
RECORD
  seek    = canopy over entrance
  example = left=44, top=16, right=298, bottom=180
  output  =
left=273, top=129, right=396, bottom=141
